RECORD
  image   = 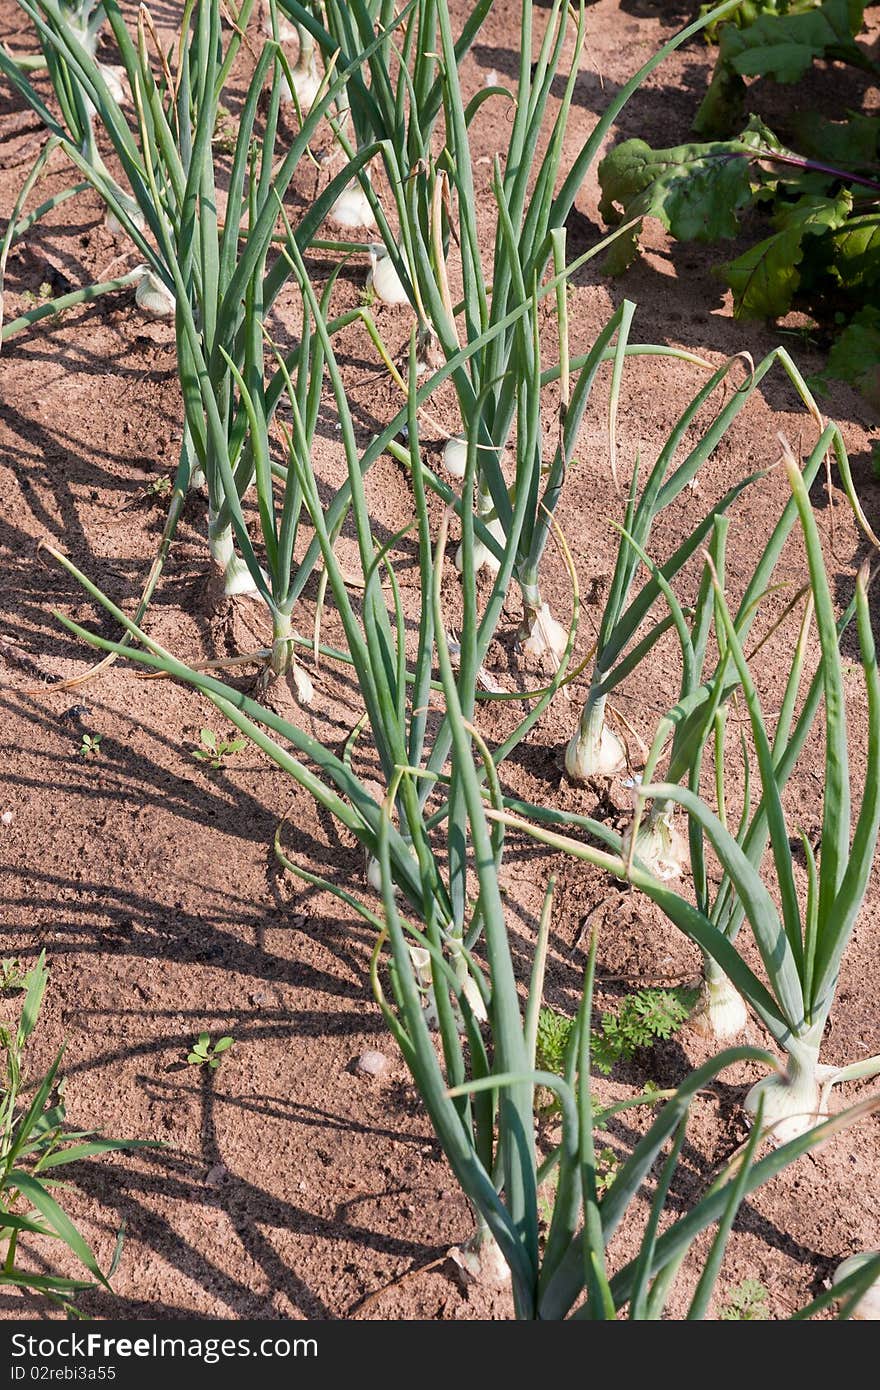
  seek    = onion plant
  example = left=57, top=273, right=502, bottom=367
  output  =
left=564, top=349, right=872, bottom=791
left=3, top=0, right=732, bottom=696
left=45, top=407, right=879, bottom=1316
left=279, top=0, right=494, bottom=285
left=279, top=0, right=487, bottom=234
left=658, top=448, right=880, bottom=1140
left=38, top=278, right=880, bottom=1312
left=2, top=0, right=414, bottom=683
left=491, top=446, right=880, bottom=1143
left=6, top=0, right=556, bottom=692
left=628, top=432, right=861, bottom=1034
left=281, top=0, right=748, bottom=664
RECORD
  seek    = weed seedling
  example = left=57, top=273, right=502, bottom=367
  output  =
left=592, top=989, right=693, bottom=1074
left=719, top=1279, right=771, bottom=1320
left=595, top=1147, right=620, bottom=1193
left=534, top=1007, right=573, bottom=1076
left=78, top=733, right=102, bottom=758
left=536, top=988, right=693, bottom=1079
left=187, top=1033, right=235, bottom=1070
left=21, top=281, right=53, bottom=306
left=212, top=103, right=238, bottom=155
left=192, top=729, right=246, bottom=770
left=0, top=958, right=30, bottom=992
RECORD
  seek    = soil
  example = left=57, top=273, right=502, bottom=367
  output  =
left=0, top=0, right=878, bottom=1322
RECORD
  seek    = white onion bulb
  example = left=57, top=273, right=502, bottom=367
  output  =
left=367, top=244, right=410, bottom=306
left=565, top=718, right=627, bottom=782
left=455, top=515, right=505, bottom=575
left=105, top=191, right=145, bottom=238
left=689, top=971, right=748, bottom=1040
left=519, top=602, right=568, bottom=664
left=833, top=1254, right=880, bottom=1319
left=261, top=6, right=297, bottom=41
left=135, top=268, right=175, bottom=319
left=442, top=435, right=468, bottom=479
left=328, top=178, right=376, bottom=230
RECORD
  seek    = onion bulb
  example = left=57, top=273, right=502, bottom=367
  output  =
left=365, top=841, right=418, bottom=895
left=327, top=177, right=376, bottom=230
left=622, top=807, right=689, bottom=881
left=442, top=435, right=468, bottom=479
left=565, top=695, right=627, bottom=780
left=518, top=602, right=568, bottom=665
left=367, top=244, right=410, bottom=307
left=455, top=515, right=505, bottom=575
left=689, top=967, right=747, bottom=1040
left=207, top=514, right=265, bottom=597
left=450, top=1222, right=510, bottom=1288
left=744, top=1046, right=825, bottom=1143
left=833, top=1254, right=880, bottom=1319
left=105, top=191, right=145, bottom=238
left=280, top=28, right=321, bottom=109
left=261, top=4, right=297, bottom=41
left=135, top=268, right=175, bottom=319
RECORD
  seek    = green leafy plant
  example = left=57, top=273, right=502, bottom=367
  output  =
left=695, top=0, right=879, bottom=135
left=719, top=1277, right=771, bottom=1319
left=535, top=989, right=692, bottom=1079
left=0, top=959, right=31, bottom=993
left=592, top=990, right=692, bottom=1075
left=186, top=1033, right=235, bottom=1070
left=191, top=728, right=246, bottom=771
left=598, top=3, right=880, bottom=403
left=144, top=475, right=172, bottom=500
left=0, top=952, right=151, bottom=1313
left=594, top=1148, right=620, bottom=1194
left=20, top=280, right=53, bottom=306
left=535, top=1008, right=575, bottom=1077
left=77, top=732, right=101, bottom=758
left=498, top=439, right=880, bottom=1142
left=700, top=1, right=820, bottom=43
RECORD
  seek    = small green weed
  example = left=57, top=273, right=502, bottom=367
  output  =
left=719, top=1279, right=771, bottom=1320
left=21, top=281, right=53, bottom=306
left=192, top=728, right=246, bottom=770
left=78, top=733, right=102, bottom=758
left=535, top=988, right=693, bottom=1078
left=187, top=1033, right=235, bottom=1070
left=0, top=958, right=32, bottom=992
left=595, top=1147, right=620, bottom=1193
left=212, top=102, right=238, bottom=155
left=534, top=1007, right=572, bottom=1076
left=592, top=989, right=692, bottom=1074
left=145, top=475, right=172, bottom=499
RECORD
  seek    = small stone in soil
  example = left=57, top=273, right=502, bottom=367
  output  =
left=1, top=811, right=12, bottom=826
left=354, top=1050, right=388, bottom=1078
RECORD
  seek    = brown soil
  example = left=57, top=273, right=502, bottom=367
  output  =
left=0, top=0, right=878, bottom=1321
